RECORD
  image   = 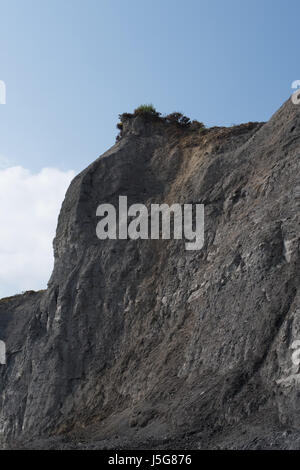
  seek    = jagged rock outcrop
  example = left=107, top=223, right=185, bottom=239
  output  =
left=1, top=97, right=300, bottom=449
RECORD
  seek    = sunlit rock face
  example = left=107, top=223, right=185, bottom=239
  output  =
left=1, top=98, right=300, bottom=449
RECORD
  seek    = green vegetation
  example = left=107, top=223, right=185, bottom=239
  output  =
left=115, top=105, right=205, bottom=141
left=165, top=112, right=191, bottom=127
left=133, top=104, right=160, bottom=117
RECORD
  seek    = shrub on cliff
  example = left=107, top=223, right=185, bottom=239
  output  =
left=115, top=121, right=123, bottom=142
left=115, top=106, right=205, bottom=142
left=165, top=112, right=191, bottom=128
left=191, top=119, right=205, bottom=130
left=133, top=104, right=160, bottom=117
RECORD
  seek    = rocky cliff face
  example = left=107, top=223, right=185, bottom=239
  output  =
left=1, top=98, right=300, bottom=449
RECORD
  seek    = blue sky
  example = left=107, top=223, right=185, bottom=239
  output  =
left=0, top=0, right=299, bottom=173
left=0, top=0, right=299, bottom=297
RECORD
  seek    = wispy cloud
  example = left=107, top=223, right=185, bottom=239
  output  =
left=0, top=155, right=13, bottom=169
left=0, top=166, right=75, bottom=298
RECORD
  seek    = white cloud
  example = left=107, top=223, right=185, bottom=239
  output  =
left=0, top=166, right=75, bottom=298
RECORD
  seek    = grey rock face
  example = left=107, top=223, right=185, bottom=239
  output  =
left=1, top=98, right=300, bottom=449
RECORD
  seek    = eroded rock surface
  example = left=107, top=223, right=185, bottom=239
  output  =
left=1, top=98, right=300, bottom=449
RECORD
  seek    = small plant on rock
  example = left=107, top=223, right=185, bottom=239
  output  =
left=165, top=112, right=191, bottom=128
left=133, top=104, right=161, bottom=118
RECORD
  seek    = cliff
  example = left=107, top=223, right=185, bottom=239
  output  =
left=1, top=98, right=300, bottom=449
